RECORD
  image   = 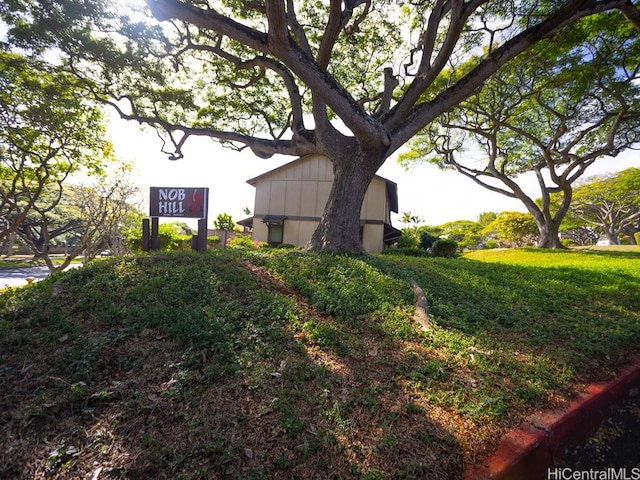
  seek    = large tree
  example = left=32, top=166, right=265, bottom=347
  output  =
left=570, top=168, right=640, bottom=244
left=399, top=12, right=640, bottom=248
left=0, top=51, right=109, bottom=241
left=3, top=0, right=639, bottom=253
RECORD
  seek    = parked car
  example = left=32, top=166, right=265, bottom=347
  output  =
left=596, top=237, right=617, bottom=246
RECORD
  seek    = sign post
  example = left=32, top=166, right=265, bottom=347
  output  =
left=142, top=218, right=150, bottom=252
left=145, top=187, right=209, bottom=252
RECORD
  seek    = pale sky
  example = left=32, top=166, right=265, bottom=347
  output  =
left=107, top=114, right=639, bottom=229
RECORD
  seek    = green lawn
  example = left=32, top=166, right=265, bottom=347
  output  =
left=1, top=248, right=638, bottom=479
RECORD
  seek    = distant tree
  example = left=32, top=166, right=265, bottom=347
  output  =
left=483, top=212, right=538, bottom=247
left=0, top=51, right=109, bottom=241
left=561, top=226, right=600, bottom=246
left=401, top=211, right=423, bottom=239
left=214, top=213, right=236, bottom=231
left=439, top=220, right=482, bottom=249
left=76, top=164, right=142, bottom=259
left=570, top=168, right=640, bottom=245
left=401, top=211, right=423, bottom=227
left=401, top=13, right=640, bottom=249
left=15, top=163, right=141, bottom=270
left=477, top=212, right=498, bottom=228
left=3, top=0, right=638, bottom=252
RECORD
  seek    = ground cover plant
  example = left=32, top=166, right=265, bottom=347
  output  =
left=1, top=248, right=638, bottom=479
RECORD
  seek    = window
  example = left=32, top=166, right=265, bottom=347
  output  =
left=267, top=222, right=284, bottom=246
left=262, top=215, right=286, bottom=246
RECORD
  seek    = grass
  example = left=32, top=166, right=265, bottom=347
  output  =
left=0, top=247, right=638, bottom=479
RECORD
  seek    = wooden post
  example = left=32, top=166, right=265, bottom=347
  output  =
left=142, top=218, right=150, bottom=252
left=151, top=217, right=160, bottom=251
left=197, top=218, right=207, bottom=252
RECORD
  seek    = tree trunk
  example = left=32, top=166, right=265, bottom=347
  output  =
left=521, top=196, right=567, bottom=249
left=307, top=148, right=383, bottom=253
left=535, top=221, right=565, bottom=248
left=604, top=228, right=619, bottom=245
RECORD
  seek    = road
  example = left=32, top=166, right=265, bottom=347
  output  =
left=0, top=266, right=55, bottom=288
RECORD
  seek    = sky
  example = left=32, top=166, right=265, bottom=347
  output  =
left=107, top=113, right=639, bottom=230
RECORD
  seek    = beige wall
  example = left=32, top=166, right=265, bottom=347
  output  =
left=250, top=154, right=393, bottom=252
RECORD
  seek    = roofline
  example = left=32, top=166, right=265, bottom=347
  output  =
left=246, top=155, right=316, bottom=186
left=246, top=155, right=397, bottom=191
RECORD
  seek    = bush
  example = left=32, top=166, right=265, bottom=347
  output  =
left=396, top=235, right=419, bottom=249
left=228, top=235, right=255, bottom=249
left=380, top=247, right=428, bottom=257
left=482, top=240, right=500, bottom=250
left=431, top=239, right=458, bottom=258
left=420, top=232, right=439, bottom=250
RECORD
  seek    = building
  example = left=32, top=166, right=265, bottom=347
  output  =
left=238, top=154, right=400, bottom=253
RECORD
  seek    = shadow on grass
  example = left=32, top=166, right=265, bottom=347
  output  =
left=367, top=253, right=640, bottom=364
left=0, top=251, right=463, bottom=479
left=1, top=248, right=637, bottom=479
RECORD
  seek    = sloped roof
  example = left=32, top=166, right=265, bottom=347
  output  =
left=247, top=155, right=398, bottom=213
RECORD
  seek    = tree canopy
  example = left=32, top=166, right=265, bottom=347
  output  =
left=2, top=0, right=639, bottom=252
left=0, top=50, right=110, bottom=240
left=399, top=11, right=640, bottom=248
left=483, top=211, right=539, bottom=247
left=214, top=212, right=236, bottom=231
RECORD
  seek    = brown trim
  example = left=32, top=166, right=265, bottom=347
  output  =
left=257, top=215, right=389, bottom=225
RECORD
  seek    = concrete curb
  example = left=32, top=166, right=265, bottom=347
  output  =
left=465, top=357, right=640, bottom=480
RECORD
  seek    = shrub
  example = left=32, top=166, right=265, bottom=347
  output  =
left=396, top=234, right=419, bottom=249
left=126, top=223, right=182, bottom=251
left=431, top=239, right=458, bottom=258
left=482, top=240, right=500, bottom=250
left=420, top=232, right=439, bottom=250
left=228, top=235, right=255, bottom=249
left=381, top=247, right=428, bottom=257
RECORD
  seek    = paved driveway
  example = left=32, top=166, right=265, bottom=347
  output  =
left=0, top=266, right=52, bottom=288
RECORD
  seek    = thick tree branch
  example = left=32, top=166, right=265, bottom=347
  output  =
left=388, top=0, right=639, bottom=153
left=264, top=0, right=389, bottom=148
left=107, top=97, right=314, bottom=160
left=397, top=0, right=488, bottom=123
left=619, top=0, right=640, bottom=28
left=147, top=0, right=268, bottom=51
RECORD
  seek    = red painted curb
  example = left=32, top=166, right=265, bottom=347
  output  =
left=465, top=357, right=640, bottom=480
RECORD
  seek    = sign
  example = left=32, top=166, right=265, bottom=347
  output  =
left=149, top=187, right=208, bottom=218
